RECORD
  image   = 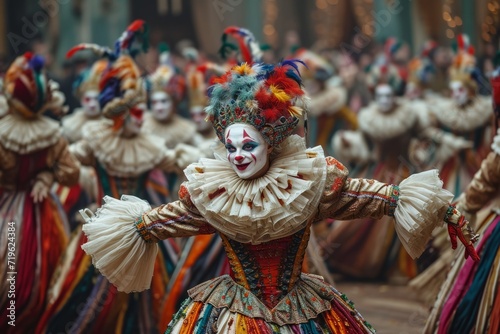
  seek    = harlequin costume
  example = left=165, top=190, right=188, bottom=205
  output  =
left=325, top=61, right=426, bottom=280
left=57, top=59, right=108, bottom=230
left=36, top=20, right=189, bottom=334
left=408, top=36, right=495, bottom=305
left=79, top=60, right=479, bottom=333
left=425, top=35, right=492, bottom=196
left=0, top=52, right=80, bottom=333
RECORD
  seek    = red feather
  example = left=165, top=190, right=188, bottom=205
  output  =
left=127, top=19, right=146, bottom=33
left=66, top=45, right=87, bottom=59
left=457, top=34, right=465, bottom=50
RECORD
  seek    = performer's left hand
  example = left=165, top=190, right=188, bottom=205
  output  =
left=447, top=216, right=480, bottom=262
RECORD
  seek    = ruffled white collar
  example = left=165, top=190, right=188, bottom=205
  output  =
left=82, top=120, right=169, bottom=177
left=62, top=108, right=102, bottom=143
left=184, top=135, right=327, bottom=244
left=142, top=112, right=197, bottom=148
left=429, top=96, right=491, bottom=132
left=0, top=112, right=61, bottom=154
left=358, top=99, right=417, bottom=141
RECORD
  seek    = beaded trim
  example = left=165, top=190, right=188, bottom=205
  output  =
left=444, top=205, right=459, bottom=225
left=134, top=216, right=153, bottom=243
left=387, top=185, right=400, bottom=217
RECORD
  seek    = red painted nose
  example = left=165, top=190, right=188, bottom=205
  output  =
left=235, top=155, right=244, bottom=162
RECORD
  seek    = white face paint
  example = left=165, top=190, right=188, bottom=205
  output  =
left=190, top=106, right=211, bottom=132
left=123, top=102, right=145, bottom=136
left=224, top=124, right=270, bottom=180
left=81, top=90, right=100, bottom=117
left=375, top=84, right=395, bottom=113
left=151, top=91, right=173, bottom=121
left=450, top=80, right=469, bottom=106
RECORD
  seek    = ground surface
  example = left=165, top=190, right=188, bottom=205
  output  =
left=335, top=281, right=429, bottom=334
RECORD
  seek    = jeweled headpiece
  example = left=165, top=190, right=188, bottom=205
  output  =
left=206, top=60, right=306, bottom=147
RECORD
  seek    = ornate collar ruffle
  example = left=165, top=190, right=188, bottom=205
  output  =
left=142, top=112, right=197, bottom=148
left=430, top=96, right=491, bottom=133
left=62, top=108, right=101, bottom=143
left=184, top=135, right=327, bottom=244
left=358, top=99, right=417, bottom=141
left=0, top=112, right=61, bottom=154
left=82, top=120, right=168, bottom=177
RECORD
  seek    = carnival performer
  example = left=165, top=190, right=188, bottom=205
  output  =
left=79, top=60, right=478, bottom=333
left=424, top=71, right=500, bottom=333
left=62, top=59, right=107, bottom=143
left=291, top=47, right=358, bottom=155
left=0, top=52, right=80, bottom=333
left=36, top=20, right=193, bottom=334
left=425, top=34, right=493, bottom=196
left=408, top=35, right=495, bottom=303
left=58, top=59, right=108, bottom=230
left=325, top=61, right=425, bottom=279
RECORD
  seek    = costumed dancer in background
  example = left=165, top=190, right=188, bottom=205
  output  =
left=79, top=60, right=478, bottom=333
left=142, top=45, right=202, bottom=204
left=62, top=59, right=108, bottom=143
left=408, top=35, right=494, bottom=304
left=157, top=57, right=231, bottom=332
left=324, top=61, right=429, bottom=280
left=37, top=20, right=194, bottom=334
left=424, top=34, right=492, bottom=196
left=291, top=47, right=358, bottom=156
left=424, top=69, right=500, bottom=334
left=0, top=52, right=80, bottom=333
left=58, top=59, right=108, bottom=230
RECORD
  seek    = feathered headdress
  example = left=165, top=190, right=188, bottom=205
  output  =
left=148, top=44, right=185, bottom=104
left=365, top=61, right=403, bottom=93
left=288, top=47, right=333, bottom=81
left=206, top=60, right=306, bottom=147
left=4, top=52, right=67, bottom=118
left=186, top=61, right=227, bottom=110
left=407, top=57, right=434, bottom=89
left=72, top=59, right=109, bottom=99
left=218, top=26, right=263, bottom=64
left=66, top=20, right=149, bottom=127
left=449, top=34, right=480, bottom=91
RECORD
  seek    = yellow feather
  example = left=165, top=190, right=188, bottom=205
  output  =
left=269, top=85, right=290, bottom=102
left=288, top=105, right=303, bottom=117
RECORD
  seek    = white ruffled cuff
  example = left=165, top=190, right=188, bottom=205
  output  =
left=393, top=170, right=454, bottom=259
left=80, top=195, right=157, bottom=293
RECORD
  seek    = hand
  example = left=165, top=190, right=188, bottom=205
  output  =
left=447, top=216, right=480, bottom=262
left=31, top=180, right=50, bottom=203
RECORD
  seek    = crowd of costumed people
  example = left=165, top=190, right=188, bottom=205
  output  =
left=2, top=19, right=499, bottom=333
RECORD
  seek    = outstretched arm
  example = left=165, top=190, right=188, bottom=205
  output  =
left=318, top=157, right=479, bottom=261
left=80, top=184, right=214, bottom=293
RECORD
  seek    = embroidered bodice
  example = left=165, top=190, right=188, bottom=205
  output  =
left=220, top=227, right=310, bottom=309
